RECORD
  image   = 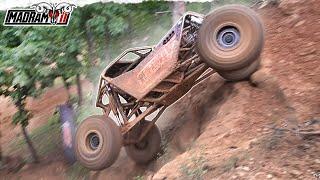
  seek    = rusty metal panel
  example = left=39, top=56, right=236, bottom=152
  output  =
left=110, top=33, right=182, bottom=100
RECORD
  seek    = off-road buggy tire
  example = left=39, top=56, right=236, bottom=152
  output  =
left=125, top=121, right=161, bottom=164
left=74, top=115, right=122, bottom=170
left=197, top=5, right=264, bottom=71
left=218, top=57, right=261, bottom=81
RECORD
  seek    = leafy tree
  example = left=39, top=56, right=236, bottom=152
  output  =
left=77, top=2, right=169, bottom=66
left=0, top=1, right=172, bottom=163
left=44, top=26, right=86, bottom=104
left=80, top=3, right=130, bottom=65
left=0, top=27, right=56, bottom=162
left=0, top=17, right=87, bottom=162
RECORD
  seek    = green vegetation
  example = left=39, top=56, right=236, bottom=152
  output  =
left=8, top=112, right=91, bottom=179
left=221, top=155, right=239, bottom=172
left=133, top=175, right=145, bottom=180
left=8, top=114, right=61, bottom=162
left=180, top=154, right=208, bottom=180
left=65, top=162, right=90, bottom=180
left=219, top=151, right=250, bottom=173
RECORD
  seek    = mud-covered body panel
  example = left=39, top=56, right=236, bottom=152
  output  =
left=110, top=36, right=181, bottom=100
left=102, top=12, right=203, bottom=100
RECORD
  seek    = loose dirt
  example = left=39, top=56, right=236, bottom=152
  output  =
left=152, top=1, right=320, bottom=179
left=1, top=1, right=320, bottom=179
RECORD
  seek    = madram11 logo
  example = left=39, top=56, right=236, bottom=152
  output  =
left=3, top=2, right=76, bottom=26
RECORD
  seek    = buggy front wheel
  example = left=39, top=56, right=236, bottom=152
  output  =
left=74, top=115, right=122, bottom=170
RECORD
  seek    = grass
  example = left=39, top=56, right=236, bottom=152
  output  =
left=133, top=175, right=144, bottom=180
left=218, top=151, right=250, bottom=174
left=221, top=155, right=239, bottom=172
left=8, top=110, right=92, bottom=179
left=180, top=154, right=208, bottom=180
left=65, top=162, right=90, bottom=180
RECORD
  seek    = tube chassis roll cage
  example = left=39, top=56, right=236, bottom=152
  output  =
left=96, top=12, right=215, bottom=145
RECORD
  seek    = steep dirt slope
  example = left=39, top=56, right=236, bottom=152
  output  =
left=1, top=1, right=319, bottom=179
left=151, top=1, right=320, bottom=179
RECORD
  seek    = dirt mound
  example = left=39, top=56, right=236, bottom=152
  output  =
left=150, top=1, right=320, bottom=179
left=1, top=1, right=320, bottom=179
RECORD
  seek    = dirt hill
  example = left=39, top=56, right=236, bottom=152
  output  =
left=1, top=0, right=319, bottom=179
left=150, top=1, right=320, bottom=179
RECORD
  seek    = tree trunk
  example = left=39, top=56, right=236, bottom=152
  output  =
left=76, top=74, right=83, bottom=106
left=62, top=78, right=71, bottom=102
left=85, top=25, right=95, bottom=65
left=172, top=1, right=186, bottom=25
left=102, top=32, right=111, bottom=63
left=21, top=126, right=39, bottom=163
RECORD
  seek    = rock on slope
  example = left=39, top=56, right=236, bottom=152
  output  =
left=151, top=1, right=320, bottom=179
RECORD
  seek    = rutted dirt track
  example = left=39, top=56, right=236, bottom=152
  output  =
left=1, top=1, right=320, bottom=179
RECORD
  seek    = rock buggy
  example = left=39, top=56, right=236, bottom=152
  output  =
left=75, top=5, right=264, bottom=170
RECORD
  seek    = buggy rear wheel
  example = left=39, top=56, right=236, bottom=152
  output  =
left=218, top=57, right=261, bottom=81
left=75, top=115, right=121, bottom=170
left=125, top=121, right=161, bottom=164
left=197, top=5, right=264, bottom=71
